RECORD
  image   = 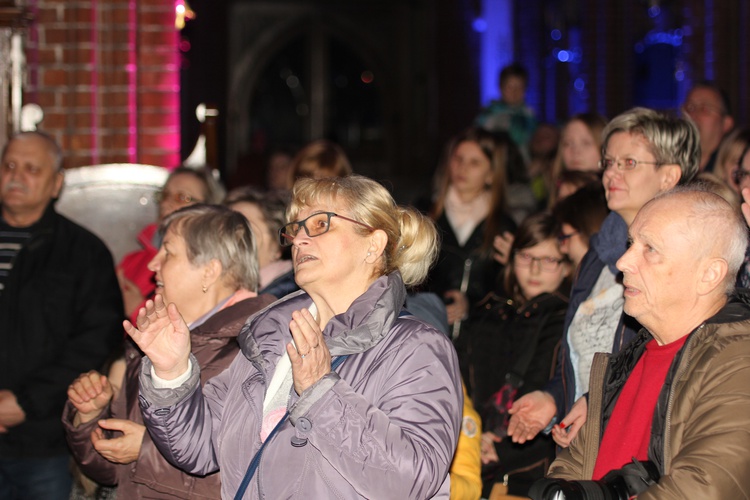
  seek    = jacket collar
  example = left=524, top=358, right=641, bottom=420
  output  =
left=704, top=291, right=750, bottom=325
left=238, top=272, right=407, bottom=374
left=0, top=200, right=58, bottom=232
left=191, top=294, right=276, bottom=341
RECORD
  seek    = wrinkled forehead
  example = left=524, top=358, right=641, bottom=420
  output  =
left=3, top=135, right=58, bottom=169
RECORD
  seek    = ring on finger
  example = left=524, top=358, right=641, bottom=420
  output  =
left=299, top=350, right=310, bottom=358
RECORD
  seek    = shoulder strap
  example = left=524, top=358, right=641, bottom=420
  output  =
left=234, top=354, right=349, bottom=499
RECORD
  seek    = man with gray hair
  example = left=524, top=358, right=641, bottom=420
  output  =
left=0, top=132, right=123, bottom=498
left=531, top=188, right=750, bottom=498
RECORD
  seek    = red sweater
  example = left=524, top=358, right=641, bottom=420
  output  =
left=593, top=335, right=688, bottom=480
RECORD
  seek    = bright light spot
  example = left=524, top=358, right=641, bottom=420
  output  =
left=557, top=50, right=570, bottom=63
left=176, top=4, right=185, bottom=14
left=472, top=18, right=487, bottom=33
left=361, top=70, right=374, bottom=84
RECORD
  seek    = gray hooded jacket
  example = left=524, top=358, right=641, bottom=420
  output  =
left=139, top=272, right=462, bottom=499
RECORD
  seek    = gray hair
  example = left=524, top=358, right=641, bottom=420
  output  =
left=159, top=204, right=260, bottom=292
left=3, top=131, right=63, bottom=171
left=602, top=107, right=700, bottom=185
left=652, top=186, right=748, bottom=295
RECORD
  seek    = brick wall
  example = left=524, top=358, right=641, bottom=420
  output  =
left=24, top=0, right=180, bottom=169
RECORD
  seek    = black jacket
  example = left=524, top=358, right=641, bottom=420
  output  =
left=0, top=202, right=123, bottom=458
left=427, top=213, right=515, bottom=309
left=457, top=291, right=567, bottom=496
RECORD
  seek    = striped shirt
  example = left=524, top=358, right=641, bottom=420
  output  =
left=0, top=222, right=32, bottom=294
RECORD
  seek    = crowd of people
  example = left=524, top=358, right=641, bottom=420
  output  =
left=2, top=62, right=750, bottom=500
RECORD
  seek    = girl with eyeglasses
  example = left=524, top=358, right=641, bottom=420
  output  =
left=455, top=212, right=570, bottom=498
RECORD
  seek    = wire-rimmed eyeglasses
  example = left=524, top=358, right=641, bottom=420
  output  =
left=278, top=211, right=375, bottom=246
left=599, top=157, right=661, bottom=171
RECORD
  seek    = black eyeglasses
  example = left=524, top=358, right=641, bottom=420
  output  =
left=278, top=211, right=375, bottom=247
left=514, top=251, right=565, bottom=272
left=599, top=157, right=661, bottom=171
left=557, top=231, right=578, bottom=243
left=153, top=190, right=202, bottom=205
left=732, top=168, right=750, bottom=186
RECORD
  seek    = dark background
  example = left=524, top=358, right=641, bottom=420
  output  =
left=178, top=0, right=750, bottom=203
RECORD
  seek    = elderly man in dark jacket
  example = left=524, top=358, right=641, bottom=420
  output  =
left=532, top=188, right=750, bottom=499
left=0, top=132, right=123, bottom=499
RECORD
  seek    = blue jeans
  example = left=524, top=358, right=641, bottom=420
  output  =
left=0, top=455, right=72, bottom=500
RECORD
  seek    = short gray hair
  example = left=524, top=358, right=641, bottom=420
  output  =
left=652, top=186, right=748, bottom=295
left=602, top=107, right=700, bottom=185
left=3, top=131, right=63, bottom=171
left=160, top=204, right=260, bottom=292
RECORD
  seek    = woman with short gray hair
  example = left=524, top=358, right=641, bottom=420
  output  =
left=64, top=204, right=276, bottom=499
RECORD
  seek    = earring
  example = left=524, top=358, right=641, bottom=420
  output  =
left=202, top=285, right=207, bottom=293
left=367, top=252, right=372, bottom=257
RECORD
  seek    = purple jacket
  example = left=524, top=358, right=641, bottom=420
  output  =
left=139, top=272, right=462, bottom=499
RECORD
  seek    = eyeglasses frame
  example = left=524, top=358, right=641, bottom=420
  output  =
left=278, top=211, right=375, bottom=246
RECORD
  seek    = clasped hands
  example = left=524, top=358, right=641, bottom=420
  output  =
left=68, top=370, right=145, bottom=464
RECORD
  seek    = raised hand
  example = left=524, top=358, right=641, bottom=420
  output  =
left=506, top=390, right=557, bottom=444
left=68, top=371, right=114, bottom=425
left=493, top=231, right=515, bottom=265
left=286, top=308, right=331, bottom=395
left=552, top=395, right=587, bottom=448
left=124, top=294, right=191, bottom=380
left=91, top=418, right=146, bottom=464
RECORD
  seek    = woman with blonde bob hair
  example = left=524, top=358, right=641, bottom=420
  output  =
left=125, top=174, right=463, bottom=499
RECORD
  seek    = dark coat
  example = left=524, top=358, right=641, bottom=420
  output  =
left=0, top=203, right=123, bottom=458
left=457, top=291, right=567, bottom=496
left=427, top=213, right=515, bottom=309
